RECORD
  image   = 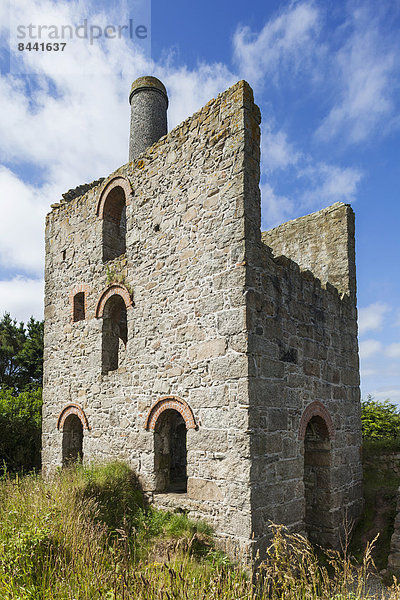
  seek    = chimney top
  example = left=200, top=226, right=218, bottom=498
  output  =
left=129, top=76, right=168, bottom=106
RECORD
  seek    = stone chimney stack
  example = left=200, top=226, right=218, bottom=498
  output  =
left=129, top=76, right=168, bottom=161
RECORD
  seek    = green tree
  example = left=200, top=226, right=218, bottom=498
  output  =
left=0, top=313, right=43, bottom=471
left=18, top=317, right=44, bottom=389
left=0, top=387, right=42, bottom=472
left=0, top=313, right=43, bottom=391
left=361, top=396, right=400, bottom=441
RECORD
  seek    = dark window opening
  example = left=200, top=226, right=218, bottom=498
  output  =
left=102, top=295, right=127, bottom=374
left=62, top=414, right=83, bottom=466
left=62, top=250, right=66, bottom=261
left=102, top=186, right=126, bottom=262
left=304, top=415, right=332, bottom=544
left=154, top=409, right=187, bottom=493
left=73, top=292, right=85, bottom=322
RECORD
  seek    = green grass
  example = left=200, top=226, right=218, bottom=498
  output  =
left=0, top=462, right=399, bottom=599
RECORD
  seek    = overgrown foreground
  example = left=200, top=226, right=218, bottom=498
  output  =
left=0, top=463, right=399, bottom=600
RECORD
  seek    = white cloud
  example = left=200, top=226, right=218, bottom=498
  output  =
left=261, top=125, right=300, bottom=171
left=260, top=154, right=363, bottom=230
left=0, top=277, right=44, bottom=322
left=0, top=166, right=47, bottom=275
left=360, top=368, right=377, bottom=377
left=163, top=63, right=236, bottom=131
left=316, top=6, right=398, bottom=144
left=233, top=2, right=320, bottom=88
left=299, top=163, right=363, bottom=207
left=261, top=182, right=294, bottom=229
left=370, top=387, right=400, bottom=404
left=358, top=302, right=390, bottom=335
left=359, top=339, right=382, bottom=359
left=386, top=343, right=400, bottom=359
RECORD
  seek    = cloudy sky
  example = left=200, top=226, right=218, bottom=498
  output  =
left=0, top=0, right=399, bottom=402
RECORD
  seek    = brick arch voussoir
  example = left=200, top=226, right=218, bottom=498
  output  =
left=298, top=400, right=335, bottom=440
left=96, top=176, right=132, bottom=218
left=145, top=396, right=197, bottom=431
left=95, top=284, right=133, bottom=318
left=57, top=403, right=90, bottom=431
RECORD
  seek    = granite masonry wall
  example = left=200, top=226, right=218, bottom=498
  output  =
left=389, top=485, right=400, bottom=572
left=261, top=203, right=357, bottom=300
left=42, top=79, right=363, bottom=559
left=249, top=203, right=362, bottom=551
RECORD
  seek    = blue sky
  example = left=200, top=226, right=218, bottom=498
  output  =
left=0, top=0, right=399, bottom=402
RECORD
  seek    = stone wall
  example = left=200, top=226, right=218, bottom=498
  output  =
left=388, top=485, right=400, bottom=571
left=248, top=204, right=362, bottom=552
left=43, top=80, right=260, bottom=554
left=261, top=203, right=357, bottom=299
left=364, top=453, right=400, bottom=476
left=370, top=454, right=400, bottom=572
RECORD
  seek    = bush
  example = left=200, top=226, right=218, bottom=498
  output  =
left=76, top=461, right=145, bottom=534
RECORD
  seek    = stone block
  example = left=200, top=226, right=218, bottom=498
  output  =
left=187, top=477, right=223, bottom=501
left=189, top=338, right=227, bottom=362
left=209, top=353, right=248, bottom=380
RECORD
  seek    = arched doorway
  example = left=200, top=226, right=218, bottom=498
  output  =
left=154, top=409, right=188, bottom=493
left=62, top=414, right=83, bottom=466
left=303, top=414, right=332, bottom=543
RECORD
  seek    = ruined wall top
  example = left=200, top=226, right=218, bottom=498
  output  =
left=261, top=202, right=357, bottom=300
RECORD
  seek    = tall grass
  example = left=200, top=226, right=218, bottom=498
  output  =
left=0, top=462, right=399, bottom=599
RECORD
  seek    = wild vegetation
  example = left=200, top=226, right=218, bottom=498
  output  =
left=0, top=461, right=399, bottom=600
left=350, top=396, right=400, bottom=575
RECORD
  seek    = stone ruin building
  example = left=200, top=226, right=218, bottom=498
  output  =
left=42, top=76, right=363, bottom=559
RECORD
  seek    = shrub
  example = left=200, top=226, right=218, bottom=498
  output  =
left=75, top=461, right=145, bottom=533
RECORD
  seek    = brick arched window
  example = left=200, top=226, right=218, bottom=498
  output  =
left=144, top=396, right=197, bottom=431
left=96, top=285, right=133, bottom=374
left=95, top=284, right=133, bottom=318
left=145, top=397, right=196, bottom=494
left=97, top=176, right=132, bottom=262
left=298, top=401, right=335, bottom=441
left=57, top=403, right=90, bottom=431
